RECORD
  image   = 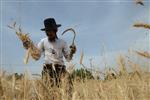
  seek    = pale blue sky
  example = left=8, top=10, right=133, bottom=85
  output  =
left=0, top=0, right=150, bottom=74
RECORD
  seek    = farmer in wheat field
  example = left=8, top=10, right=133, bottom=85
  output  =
left=23, top=18, right=76, bottom=97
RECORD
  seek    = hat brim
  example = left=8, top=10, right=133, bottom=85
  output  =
left=41, top=24, right=61, bottom=31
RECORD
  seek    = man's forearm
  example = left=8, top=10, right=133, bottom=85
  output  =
left=30, top=46, right=41, bottom=60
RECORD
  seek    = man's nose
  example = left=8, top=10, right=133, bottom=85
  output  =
left=48, top=33, right=52, bottom=35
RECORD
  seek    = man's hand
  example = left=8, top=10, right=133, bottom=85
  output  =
left=69, top=45, right=76, bottom=60
left=70, top=45, right=76, bottom=54
left=23, top=41, right=30, bottom=49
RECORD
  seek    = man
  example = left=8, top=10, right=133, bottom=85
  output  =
left=23, top=18, right=76, bottom=88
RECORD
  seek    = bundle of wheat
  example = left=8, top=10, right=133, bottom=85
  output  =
left=8, top=22, right=40, bottom=64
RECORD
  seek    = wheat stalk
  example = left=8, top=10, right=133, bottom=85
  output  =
left=79, top=51, right=84, bottom=65
left=135, top=0, right=144, bottom=6
left=135, top=51, right=150, bottom=59
left=133, top=23, right=150, bottom=29
left=117, top=55, right=128, bottom=76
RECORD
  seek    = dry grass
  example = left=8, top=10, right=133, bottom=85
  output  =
left=0, top=54, right=149, bottom=100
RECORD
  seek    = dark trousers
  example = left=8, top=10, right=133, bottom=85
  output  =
left=42, top=64, right=66, bottom=86
left=42, top=64, right=73, bottom=99
left=42, top=64, right=73, bottom=86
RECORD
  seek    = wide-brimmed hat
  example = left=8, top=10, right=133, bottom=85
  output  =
left=41, top=18, right=61, bottom=31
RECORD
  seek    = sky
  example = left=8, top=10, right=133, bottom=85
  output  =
left=0, top=0, right=150, bottom=74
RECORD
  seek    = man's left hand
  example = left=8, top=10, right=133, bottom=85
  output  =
left=70, top=45, right=76, bottom=54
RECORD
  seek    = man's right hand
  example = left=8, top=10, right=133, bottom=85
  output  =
left=23, top=41, right=30, bottom=49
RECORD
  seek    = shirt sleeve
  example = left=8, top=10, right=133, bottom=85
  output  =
left=37, top=39, right=44, bottom=53
left=62, top=41, right=71, bottom=62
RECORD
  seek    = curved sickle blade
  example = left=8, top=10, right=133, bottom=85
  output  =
left=61, top=28, right=76, bottom=45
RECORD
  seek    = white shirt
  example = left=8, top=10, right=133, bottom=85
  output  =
left=37, top=37, right=70, bottom=65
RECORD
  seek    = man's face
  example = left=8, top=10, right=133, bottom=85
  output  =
left=46, top=30, right=56, bottom=41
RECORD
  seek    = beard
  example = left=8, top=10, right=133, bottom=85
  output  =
left=48, top=37, right=56, bottom=42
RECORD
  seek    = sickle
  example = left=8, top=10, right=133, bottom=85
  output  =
left=61, top=28, right=76, bottom=46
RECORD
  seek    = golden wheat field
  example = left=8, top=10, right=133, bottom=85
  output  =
left=1, top=0, right=150, bottom=100
left=0, top=53, right=149, bottom=100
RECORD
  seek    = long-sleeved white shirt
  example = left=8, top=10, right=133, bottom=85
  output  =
left=37, top=37, right=70, bottom=65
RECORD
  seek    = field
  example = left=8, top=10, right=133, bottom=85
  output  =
left=0, top=53, right=149, bottom=100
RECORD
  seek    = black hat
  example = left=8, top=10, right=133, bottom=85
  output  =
left=41, top=18, right=61, bottom=31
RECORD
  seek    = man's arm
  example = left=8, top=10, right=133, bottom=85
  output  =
left=23, top=39, right=44, bottom=60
